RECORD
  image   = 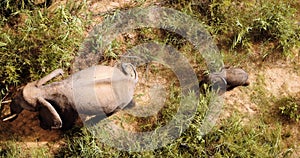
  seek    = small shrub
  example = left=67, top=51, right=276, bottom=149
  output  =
left=279, top=97, right=300, bottom=122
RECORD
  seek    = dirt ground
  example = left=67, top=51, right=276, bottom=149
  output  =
left=223, top=59, right=300, bottom=156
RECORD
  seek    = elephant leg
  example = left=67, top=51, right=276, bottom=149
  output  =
left=36, top=69, right=64, bottom=87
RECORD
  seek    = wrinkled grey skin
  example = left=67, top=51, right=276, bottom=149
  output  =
left=3, top=63, right=138, bottom=130
left=199, top=68, right=250, bottom=95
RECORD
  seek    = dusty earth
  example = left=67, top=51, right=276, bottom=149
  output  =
left=0, top=0, right=299, bottom=156
left=223, top=59, right=300, bottom=156
left=224, top=61, right=300, bottom=116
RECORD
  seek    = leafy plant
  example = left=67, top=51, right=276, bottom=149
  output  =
left=279, top=97, right=300, bottom=122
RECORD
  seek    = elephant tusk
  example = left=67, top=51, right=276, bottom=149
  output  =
left=2, top=114, right=17, bottom=122
left=1, top=100, right=12, bottom=104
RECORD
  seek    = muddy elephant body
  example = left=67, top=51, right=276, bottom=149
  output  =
left=4, top=64, right=138, bottom=130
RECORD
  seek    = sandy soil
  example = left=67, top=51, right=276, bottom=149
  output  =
left=222, top=60, right=300, bottom=157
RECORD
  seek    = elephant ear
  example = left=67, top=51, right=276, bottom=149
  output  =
left=37, top=97, right=62, bottom=130
left=38, top=104, right=55, bottom=130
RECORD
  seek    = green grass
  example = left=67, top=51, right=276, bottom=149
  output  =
left=55, top=113, right=283, bottom=157
left=1, top=0, right=300, bottom=157
left=162, top=0, right=300, bottom=57
left=0, top=141, right=22, bottom=157
left=246, top=67, right=300, bottom=157
left=54, top=89, right=283, bottom=157
left=278, top=96, right=300, bottom=122
left=0, top=1, right=88, bottom=98
left=0, top=141, right=51, bottom=158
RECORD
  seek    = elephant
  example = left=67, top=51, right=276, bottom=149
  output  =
left=199, top=67, right=250, bottom=95
left=3, top=63, right=138, bottom=130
